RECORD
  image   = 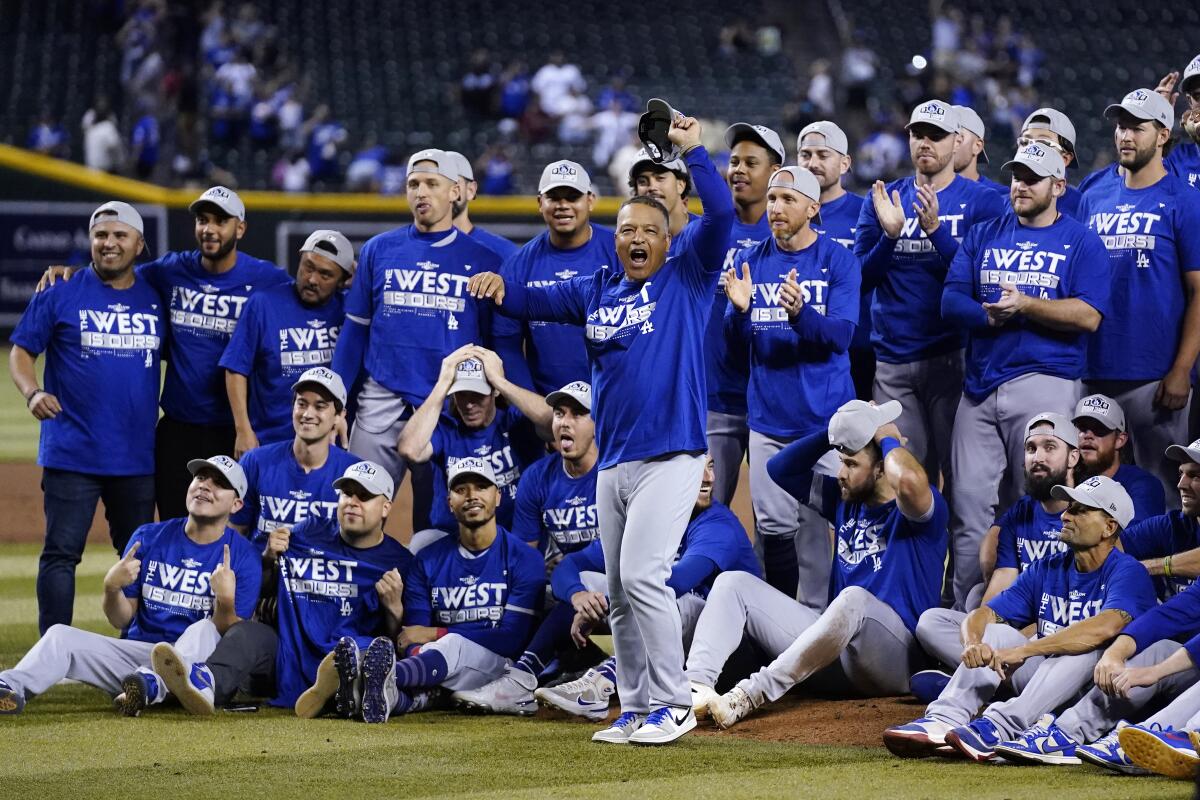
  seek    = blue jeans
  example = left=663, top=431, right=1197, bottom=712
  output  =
left=39, top=468, right=155, bottom=634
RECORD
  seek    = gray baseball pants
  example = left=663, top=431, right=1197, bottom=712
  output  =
left=0, top=618, right=219, bottom=701
left=923, top=614, right=1100, bottom=738
left=598, top=453, right=705, bottom=713
left=580, top=571, right=707, bottom=650
left=1055, top=640, right=1200, bottom=742
left=706, top=411, right=749, bottom=506
left=348, top=377, right=410, bottom=496
left=873, top=350, right=963, bottom=487
left=949, top=373, right=1079, bottom=608
left=1084, top=380, right=1191, bottom=510
left=749, top=430, right=836, bottom=611
left=685, top=572, right=914, bottom=704
left=420, top=633, right=509, bottom=692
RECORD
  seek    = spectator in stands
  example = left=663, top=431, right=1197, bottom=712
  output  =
left=596, top=75, right=637, bottom=113
left=248, top=85, right=279, bottom=149
left=590, top=97, right=639, bottom=170
left=840, top=40, right=877, bottom=112
left=557, top=86, right=594, bottom=144
left=520, top=97, right=554, bottom=145
left=275, top=150, right=310, bottom=193
left=277, top=87, right=305, bottom=151
left=478, top=146, right=515, bottom=196
left=130, top=107, right=160, bottom=181
left=855, top=115, right=906, bottom=183
left=461, top=49, right=498, bottom=118
left=498, top=61, right=532, bottom=120
left=718, top=22, right=753, bottom=57
left=27, top=111, right=69, bottom=158
left=215, top=47, right=257, bottom=120
left=931, top=3, right=963, bottom=70
left=808, top=60, right=835, bottom=116
left=229, top=3, right=267, bottom=49
left=346, top=135, right=387, bottom=193
left=303, top=106, right=348, bottom=186
left=82, top=97, right=124, bottom=173
left=532, top=51, right=586, bottom=118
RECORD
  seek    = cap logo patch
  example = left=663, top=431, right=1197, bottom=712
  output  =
left=1083, top=476, right=1103, bottom=489
left=918, top=102, right=945, bottom=118
left=1083, top=397, right=1110, bottom=412
left=352, top=463, right=377, bottom=477
left=206, top=187, right=230, bottom=199
left=551, top=164, right=578, bottom=177
left=1130, top=89, right=1150, bottom=104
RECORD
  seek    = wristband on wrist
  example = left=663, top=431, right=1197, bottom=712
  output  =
left=880, top=436, right=903, bottom=459
left=24, top=387, right=41, bottom=404
left=1164, top=555, right=1174, bottom=578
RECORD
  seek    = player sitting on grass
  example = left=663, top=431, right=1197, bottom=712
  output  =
left=150, top=461, right=410, bottom=716
left=884, top=475, right=1157, bottom=762
left=449, top=453, right=759, bottom=720
left=687, top=399, right=949, bottom=730
left=0, top=458, right=261, bottom=716
left=299, top=458, right=545, bottom=723
left=398, top=345, right=551, bottom=552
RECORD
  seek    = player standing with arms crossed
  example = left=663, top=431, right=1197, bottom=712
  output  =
left=467, top=109, right=734, bottom=744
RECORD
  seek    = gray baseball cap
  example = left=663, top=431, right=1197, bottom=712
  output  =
left=291, top=366, right=348, bottom=409
left=1166, top=437, right=1200, bottom=465
left=89, top=201, right=145, bottom=236
left=907, top=100, right=959, bottom=134
left=1022, top=107, right=1078, bottom=149
left=186, top=455, right=249, bottom=499
left=546, top=380, right=592, bottom=412
left=828, top=399, right=902, bottom=453
left=767, top=166, right=824, bottom=224
left=448, top=357, right=492, bottom=395
left=1183, top=54, right=1200, bottom=94
left=725, top=123, right=786, bottom=163
left=1104, top=88, right=1174, bottom=130
left=954, top=106, right=989, bottom=163
left=406, top=148, right=460, bottom=181
left=189, top=185, right=246, bottom=221
left=1002, top=141, right=1066, bottom=180
left=333, top=460, right=395, bottom=498
left=539, top=160, right=592, bottom=195
left=1073, top=394, right=1125, bottom=433
left=1025, top=412, right=1078, bottom=447
left=299, top=229, right=355, bottom=275
left=1051, top=475, right=1135, bottom=529
left=628, top=148, right=690, bottom=185
left=447, top=456, right=498, bottom=489
left=798, top=121, right=850, bottom=156
left=444, top=151, right=475, bottom=182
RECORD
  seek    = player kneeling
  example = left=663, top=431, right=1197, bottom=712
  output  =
left=297, top=458, right=545, bottom=722
left=0, top=458, right=260, bottom=716
left=687, top=400, right=949, bottom=729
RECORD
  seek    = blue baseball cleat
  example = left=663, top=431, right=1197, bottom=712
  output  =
left=908, top=669, right=952, bottom=704
left=1119, top=724, right=1200, bottom=780
left=883, top=716, right=956, bottom=758
left=0, top=677, right=25, bottom=714
left=994, top=714, right=1081, bottom=765
left=946, top=716, right=1003, bottom=762
left=360, top=636, right=398, bottom=724
left=117, top=671, right=162, bottom=717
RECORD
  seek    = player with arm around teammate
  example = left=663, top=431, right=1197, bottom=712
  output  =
left=688, top=400, right=948, bottom=729
left=0, top=458, right=261, bottom=716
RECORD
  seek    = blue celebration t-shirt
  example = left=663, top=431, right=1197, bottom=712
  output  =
left=230, top=441, right=361, bottom=548
left=218, top=281, right=344, bottom=445
left=10, top=267, right=163, bottom=475
left=943, top=211, right=1111, bottom=399
left=1121, top=509, right=1200, bottom=600
left=121, top=518, right=262, bottom=643
left=1114, top=463, right=1168, bottom=522
left=469, top=225, right=520, bottom=260
left=987, top=548, right=1157, bottom=637
left=1079, top=173, right=1200, bottom=380
left=496, top=224, right=615, bottom=393
left=139, top=250, right=288, bottom=425
left=1167, top=141, right=1200, bottom=191
left=994, top=495, right=1068, bottom=571
left=509, top=452, right=599, bottom=553
left=854, top=174, right=1007, bottom=363
left=271, top=518, right=412, bottom=706
left=812, top=192, right=868, bottom=349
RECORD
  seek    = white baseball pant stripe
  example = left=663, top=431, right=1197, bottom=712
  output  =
left=706, top=411, right=749, bottom=507
left=0, top=618, right=220, bottom=700
left=949, top=373, right=1079, bottom=609
left=598, top=453, right=705, bottom=713
left=348, top=377, right=411, bottom=496
left=1085, top=380, right=1191, bottom=511
left=685, top=572, right=914, bottom=703
left=1055, top=640, right=1199, bottom=743
left=872, top=350, right=963, bottom=489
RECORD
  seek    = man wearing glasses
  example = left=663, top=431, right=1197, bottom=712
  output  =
left=1018, top=108, right=1086, bottom=219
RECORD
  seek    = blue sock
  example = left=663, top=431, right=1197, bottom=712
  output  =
left=391, top=688, right=413, bottom=714
left=515, top=601, right=575, bottom=675
left=762, top=534, right=799, bottom=600
left=394, top=650, right=449, bottom=689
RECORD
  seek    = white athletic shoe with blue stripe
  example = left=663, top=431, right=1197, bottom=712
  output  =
left=994, top=714, right=1081, bottom=765
left=1077, top=721, right=1149, bottom=775
left=630, top=705, right=697, bottom=745
left=592, top=711, right=646, bottom=744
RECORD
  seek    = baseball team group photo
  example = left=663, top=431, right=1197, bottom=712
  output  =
left=2, top=0, right=1200, bottom=797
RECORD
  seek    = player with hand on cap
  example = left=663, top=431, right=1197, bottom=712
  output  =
left=886, top=475, right=1157, bottom=762
left=954, top=105, right=1006, bottom=194
left=465, top=107, right=734, bottom=745
left=1155, top=57, right=1200, bottom=189
left=724, top=165, right=861, bottom=608
left=221, top=230, right=353, bottom=455
left=1080, top=88, right=1200, bottom=507
left=1072, top=394, right=1166, bottom=519
left=688, top=399, right=948, bottom=729
left=310, top=458, right=544, bottom=723
left=496, top=160, right=616, bottom=394
left=331, top=148, right=527, bottom=531
left=701, top=121, right=786, bottom=508
left=1019, top=107, right=1086, bottom=218
left=855, top=100, right=1007, bottom=548
left=397, top=344, right=551, bottom=548
left=798, top=121, right=871, bottom=399
left=8, top=201, right=165, bottom=633
left=0, top=457, right=262, bottom=716
left=941, top=140, right=1110, bottom=607
left=444, top=150, right=519, bottom=259
left=226, top=366, right=360, bottom=549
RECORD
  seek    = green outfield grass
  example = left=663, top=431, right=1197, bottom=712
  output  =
left=0, top=543, right=1192, bottom=799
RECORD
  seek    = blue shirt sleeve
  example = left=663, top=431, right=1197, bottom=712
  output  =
left=666, top=553, right=720, bottom=597
left=550, top=539, right=605, bottom=601
left=679, top=146, right=735, bottom=277
left=498, top=273, right=593, bottom=325
left=1122, top=582, right=1200, bottom=655
left=402, top=555, right=433, bottom=627
left=1177, top=193, right=1200, bottom=272
left=853, top=188, right=899, bottom=290
left=228, top=449, right=260, bottom=528
left=1098, top=555, right=1157, bottom=619
left=510, top=464, right=545, bottom=548
left=993, top=504, right=1019, bottom=570
left=986, top=561, right=1041, bottom=628
left=765, top=429, right=839, bottom=522
left=9, top=283, right=56, bottom=355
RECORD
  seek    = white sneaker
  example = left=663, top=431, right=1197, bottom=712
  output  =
left=709, top=686, right=755, bottom=730
left=451, top=668, right=537, bottom=716
left=592, top=712, right=646, bottom=744
left=629, top=705, right=697, bottom=745
left=152, top=643, right=215, bottom=716
left=690, top=681, right=719, bottom=719
left=535, top=663, right=616, bottom=721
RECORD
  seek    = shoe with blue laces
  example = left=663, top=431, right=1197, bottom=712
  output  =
left=630, top=705, right=697, bottom=745
left=592, top=711, right=646, bottom=744
left=994, top=714, right=1081, bottom=765
left=946, top=716, right=1003, bottom=762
